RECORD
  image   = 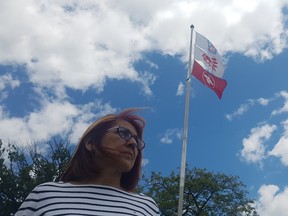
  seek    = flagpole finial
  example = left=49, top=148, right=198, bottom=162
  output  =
left=190, top=24, right=194, bottom=29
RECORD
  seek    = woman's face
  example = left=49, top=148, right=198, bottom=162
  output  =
left=96, top=120, right=140, bottom=173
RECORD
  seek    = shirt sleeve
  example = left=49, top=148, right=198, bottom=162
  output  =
left=14, top=185, right=41, bottom=216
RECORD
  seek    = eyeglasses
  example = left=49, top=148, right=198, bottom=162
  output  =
left=106, top=126, right=145, bottom=150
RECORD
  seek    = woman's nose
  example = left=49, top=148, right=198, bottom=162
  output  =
left=126, top=139, right=137, bottom=149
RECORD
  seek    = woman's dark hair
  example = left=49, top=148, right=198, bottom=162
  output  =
left=60, top=108, right=145, bottom=191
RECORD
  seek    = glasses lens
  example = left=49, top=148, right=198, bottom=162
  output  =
left=117, top=127, right=132, bottom=140
left=137, top=139, right=145, bottom=149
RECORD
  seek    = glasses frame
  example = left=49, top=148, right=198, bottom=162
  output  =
left=106, top=126, right=145, bottom=150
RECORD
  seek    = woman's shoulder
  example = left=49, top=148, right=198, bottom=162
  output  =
left=31, top=181, right=73, bottom=192
left=35, top=181, right=67, bottom=188
left=135, top=192, right=159, bottom=205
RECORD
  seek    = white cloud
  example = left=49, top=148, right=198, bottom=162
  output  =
left=218, top=0, right=288, bottom=61
left=272, top=90, right=288, bottom=115
left=226, top=97, right=270, bottom=121
left=142, top=158, right=149, bottom=167
left=233, top=92, right=288, bottom=168
left=136, top=71, right=157, bottom=96
left=256, top=184, right=288, bottom=216
left=160, top=128, right=182, bottom=144
left=0, top=0, right=151, bottom=95
left=0, top=74, right=20, bottom=90
left=0, top=0, right=287, bottom=97
left=176, top=82, right=185, bottom=96
left=257, top=97, right=270, bottom=106
left=0, top=74, right=20, bottom=100
left=240, top=124, right=277, bottom=166
left=269, top=119, right=288, bottom=166
left=27, top=101, right=78, bottom=139
left=226, top=103, right=250, bottom=121
left=0, top=99, right=116, bottom=146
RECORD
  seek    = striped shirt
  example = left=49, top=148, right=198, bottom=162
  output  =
left=15, top=182, right=160, bottom=216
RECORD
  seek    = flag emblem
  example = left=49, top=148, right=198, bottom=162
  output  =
left=202, top=71, right=215, bottom=88
left=201, top=53, right=218, bottom=72
left=207, top=41, right=217, bottom=55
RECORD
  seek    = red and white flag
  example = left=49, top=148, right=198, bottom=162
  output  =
left=192, top=31, right=227, bottom=99
left=194, top=32, right=225, bottom=78
left=192, top=60, right=227, bottom=99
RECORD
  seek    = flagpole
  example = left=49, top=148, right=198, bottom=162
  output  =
left=177, top=24, right=194, bottom=216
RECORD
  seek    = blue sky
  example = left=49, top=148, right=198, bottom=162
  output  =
left=1, top=1, right=288, bottom=215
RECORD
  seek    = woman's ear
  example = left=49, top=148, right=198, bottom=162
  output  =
left=84, top=139, right=94, bottom=152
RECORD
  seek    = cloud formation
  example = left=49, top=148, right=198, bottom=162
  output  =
left=0, top=99, right=116, bottom=145
left=160, top=128, right=182, bottom=144
left=240, top=124, right=277, bottom=166
left=269, top=120, right=288, bottom=166
left=226, top=97, right=271, bottom=121
left=231, top=91, right=288, bottom=168
left=1, top=0, right=288, bottom=95
left=271, top=91, right=288, bottom=115
left=176, top=82, right=185, bottom=96
left=256, top=184, right=288, bottom=216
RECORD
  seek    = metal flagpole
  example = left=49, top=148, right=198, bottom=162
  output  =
left=177, top=24, right=194, bottom=216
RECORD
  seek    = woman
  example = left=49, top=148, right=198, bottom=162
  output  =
left=15, top=108, right=160, bottom=215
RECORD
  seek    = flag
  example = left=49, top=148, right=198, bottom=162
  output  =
left=192, top=60, right=227, bottom=99
left=191, top=31, right=227, bottom=99
left=194, top=32, right=225, bottom=78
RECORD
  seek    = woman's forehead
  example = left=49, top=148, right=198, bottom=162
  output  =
left=114, top=120, right=137, bottom=132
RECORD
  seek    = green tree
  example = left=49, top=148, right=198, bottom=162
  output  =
left=140, top=167, right=258, bottom=216
left=0, top=138, right=72, bottom=216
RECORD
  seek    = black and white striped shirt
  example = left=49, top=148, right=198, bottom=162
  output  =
left=15, top=182, right=160, bottom=216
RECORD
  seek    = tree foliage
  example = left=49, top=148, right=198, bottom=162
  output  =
left=0, top=138, right=72, bottom=216
left=140, top=167, right=258, bottom=216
